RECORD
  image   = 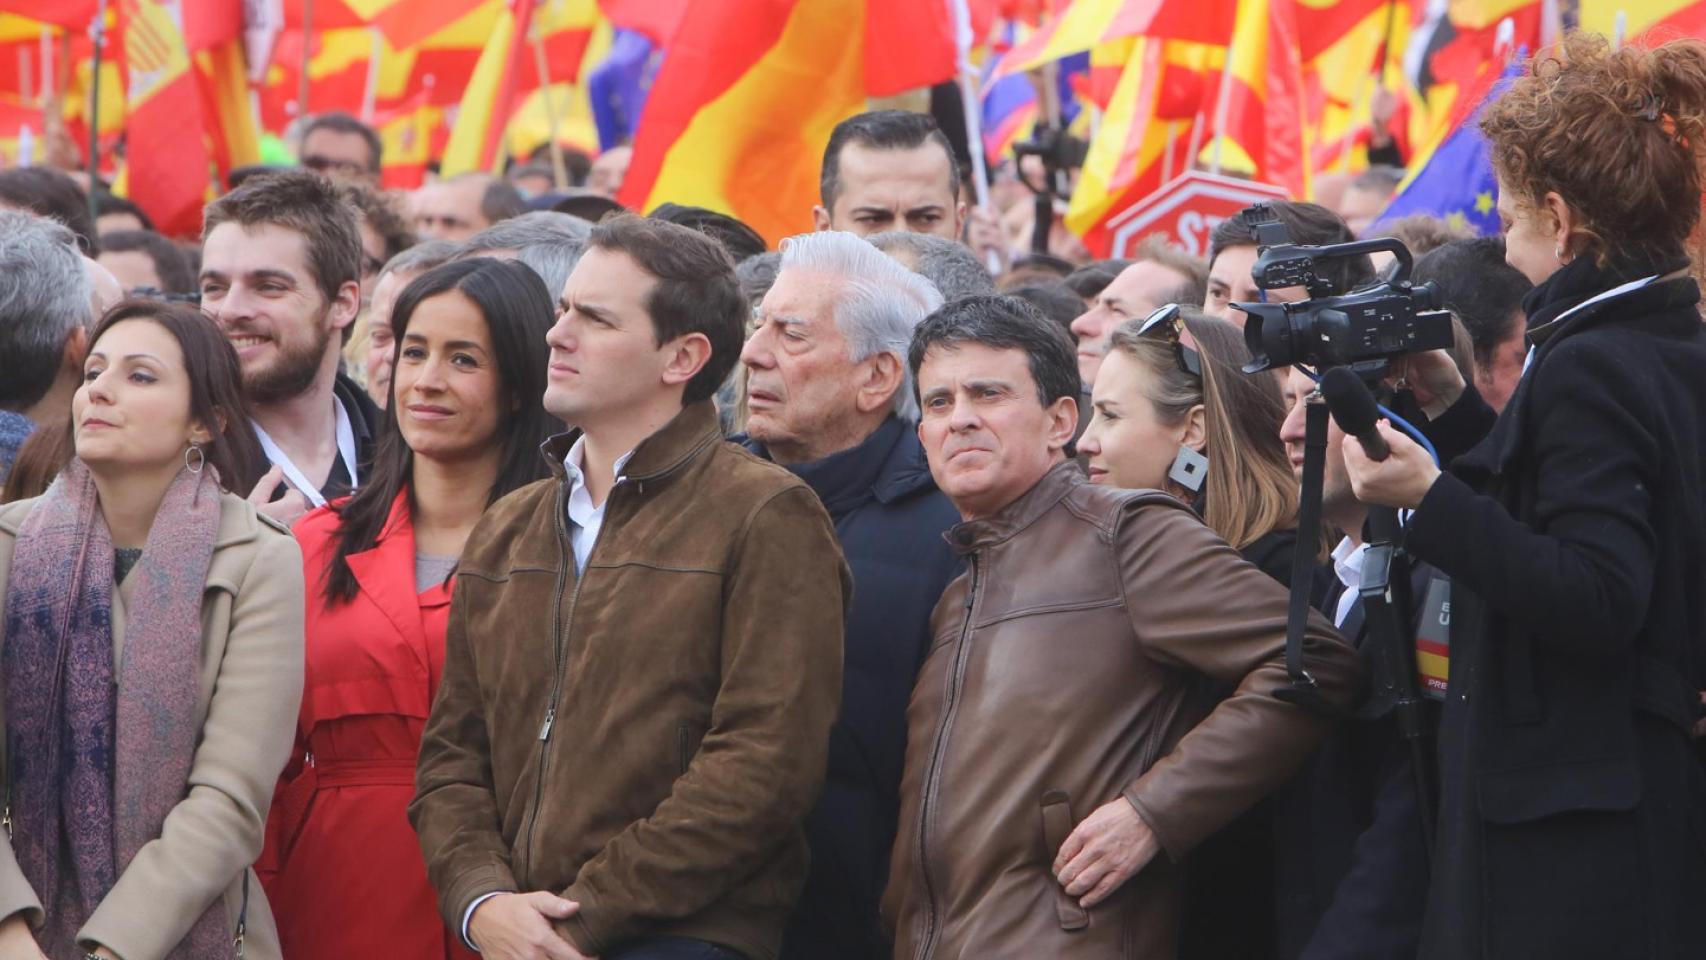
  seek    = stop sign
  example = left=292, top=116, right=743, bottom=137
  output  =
left=1106, top=171, right=1290, bottom=259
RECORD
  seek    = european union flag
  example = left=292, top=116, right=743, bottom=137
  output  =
left=1371, top=57, right=1524, bottom=238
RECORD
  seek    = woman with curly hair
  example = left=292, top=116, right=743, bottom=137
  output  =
left=1344, top=34, right=1706, bottom=959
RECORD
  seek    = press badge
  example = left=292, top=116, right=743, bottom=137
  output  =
left=1414, top=577, right=1451, bottom=701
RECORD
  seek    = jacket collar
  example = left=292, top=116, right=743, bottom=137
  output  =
left=741, top=416, right=937, bottom=514
left=540, top=400, right=723, bottom=486
left=1458, top=268, right=1701, bottom=480
left=943, top=458, right=1083, bottom=555
left=344, top=490, right=444, bottom=665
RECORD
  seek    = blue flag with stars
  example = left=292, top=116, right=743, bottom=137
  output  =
left=1370, top=56, right=1525, bottom=237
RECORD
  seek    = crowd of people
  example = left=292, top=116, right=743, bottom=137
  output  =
left=0, top=29, right=1704, bottom=960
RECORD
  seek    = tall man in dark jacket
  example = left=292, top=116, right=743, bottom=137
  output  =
left=412, top=215, right=850, bottom=960
left=737, top=231, right=959, bottom=960
left=884, top=295, right=1362, bottom=959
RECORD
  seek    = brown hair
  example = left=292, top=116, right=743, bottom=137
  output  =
left=342, top=182, right=417, bottom=264
left=585, top=214, right=745, bottom=405
left=1, top=421, right=72, bottom=504
left=1133, top=235, right=1210, bottom=307
left=202, top=170, right=363, bottom=305
left=1107, top=311, right=1297, bottom=549
left=1481, top=33, right=1706, bottom=267
left=87, top=300, right=265, bottom=493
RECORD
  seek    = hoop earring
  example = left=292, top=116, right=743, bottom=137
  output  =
left=184, top=443, right=206, bottom=474
left=1168, top=445, right=1208, bottom=493
left=1555, top=243, right=1574, bottom=265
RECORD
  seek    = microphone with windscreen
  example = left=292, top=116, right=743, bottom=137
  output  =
left=1319, top=366, right=1390, bottom=462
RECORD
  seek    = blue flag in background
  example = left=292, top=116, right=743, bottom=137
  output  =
left=589, top=28, right=660, bottom=150
left=1371, top=56, right=1525, bottom=237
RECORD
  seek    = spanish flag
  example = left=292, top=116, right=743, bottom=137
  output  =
left=283, top=0, right=490, bottom=52
left=618, top=0, right=955, bottom=248
left=439, top=0, right=536, bottom=176
left=1066, top=36, right=1216, bottom=255
left=995, top=0, right=1236, bottom=79
left=1581, top=0, right=1706, bottom=40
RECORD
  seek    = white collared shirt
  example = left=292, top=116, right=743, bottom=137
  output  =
left=563, top=434, right=635, bottom=573
left=1331, top=536, right=1370, bottom=629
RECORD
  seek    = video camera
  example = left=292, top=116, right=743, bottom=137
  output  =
left=1233, top=203, right=1453, bottom=373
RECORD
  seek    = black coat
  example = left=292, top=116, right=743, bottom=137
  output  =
left=1404, top=262, right=1706, bottom=959
left=740, top=418, right=962, bottom=960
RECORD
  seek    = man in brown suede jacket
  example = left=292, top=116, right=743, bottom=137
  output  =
left=411, top=215, right=851, bottom=960
left=882, top=295, right=1362, bottom=959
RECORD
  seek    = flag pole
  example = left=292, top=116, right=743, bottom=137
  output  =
left=1208, top=28, right=1237, bottom=176
left=950, top=0, right=1000, bottom=272
left=360, top=29, right=382, bottom=123
left=529, top=19, right=569, bottom=189
left=299, top=0, right=314, bottom=122
left=86, top=0, right=108, bottom=218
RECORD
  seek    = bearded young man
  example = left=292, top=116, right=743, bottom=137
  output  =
left=200, top=171, right=380, bottom=526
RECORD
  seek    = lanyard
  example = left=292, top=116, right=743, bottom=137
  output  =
left=252, top=398, right=359, bottom=509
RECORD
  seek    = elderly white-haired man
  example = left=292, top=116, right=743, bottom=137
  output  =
left=0, top=210, right=95, bottom=487
left=737, top=231, right=961, bottom=960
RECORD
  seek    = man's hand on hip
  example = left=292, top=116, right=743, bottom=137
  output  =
left=469, top=892, right=596, bottom=960
left=1052, top=797, right=1161, bottom=909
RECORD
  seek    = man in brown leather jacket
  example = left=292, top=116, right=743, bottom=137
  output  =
left=882, top=295, right=1361, bottom=959
left=411, top=215, right=851, bottom=960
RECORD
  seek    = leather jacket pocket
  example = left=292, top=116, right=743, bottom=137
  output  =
left=678, top=721, right=707, bottom=775
left=1040, top=790, right=1090, bottom=932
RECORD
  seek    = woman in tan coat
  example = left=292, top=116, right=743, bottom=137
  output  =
left=0, top=300, right=303, bottom=960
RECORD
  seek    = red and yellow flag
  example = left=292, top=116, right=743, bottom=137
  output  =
left=619, top=0, right=955, bottom=247
left=118, top=0, right=209, bottom=235
left=439, top=0, right=536, bottom=175
left=282, top=0, right=489, bottom=52
left=375, top=87, right=443, bottom=188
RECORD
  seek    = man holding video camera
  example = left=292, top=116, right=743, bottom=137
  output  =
left=1339, top=36, right=1706, bottom=960
left=1218, top=200, right=1452, bottom=960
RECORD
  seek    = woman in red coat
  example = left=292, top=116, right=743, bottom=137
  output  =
left=259, top=258, right=562, bottom=958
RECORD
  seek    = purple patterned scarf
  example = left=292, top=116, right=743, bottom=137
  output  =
left=3, top=458, right=228, bottom=957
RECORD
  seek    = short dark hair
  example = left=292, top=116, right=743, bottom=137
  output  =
left=1007, top=282, right=1085, bottom=333
left=0, top=167, right=98, bottom=256
left=908, top=294, right=1080, bottom=410
left=481, top=178, right=528, bottom=225
left=341, top=182, right=417, bottom=263
left=1413, top=236, right=1532, bottom=370
left=1063, top=259, right=1133, bottom=300
left=92, top=188, right=155, bottom=233
left=1209, top=200, right=1374, bottom=295
left=648, top=202, right=768, bottom=262
left=586, top=214, right=745, bottom=405
left=101, top=229, right=196, bottom=294
left=90, top=300, right=264, bottom=492
left=202, top=170, right=363, bottom=304
left=821, top=110, right=960, bottom=210
left=526, top=144, right=593, bottom=185
left=301, top=111, right=383, bottom=173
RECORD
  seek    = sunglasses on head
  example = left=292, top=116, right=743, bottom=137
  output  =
left=1135, top=303, right=1202, bottom=378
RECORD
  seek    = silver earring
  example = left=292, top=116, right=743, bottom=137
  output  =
left=184, top=443, right=206, bottom=474
left=1168, top=445, right=1208, bottom=492
left=1555, top=244, right=1573, bottom=265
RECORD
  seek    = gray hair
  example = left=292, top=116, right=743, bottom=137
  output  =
left=777, top=231, right=943, bottom=421
left=867, top=231, right=997, bottom=302
left=0, top=211, right=92, bottom=410
left=735, top=251, right=781, bottom=311
left=459, top=211, right=592, bottom=296
left=380, top=238, right=464, bottom=281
